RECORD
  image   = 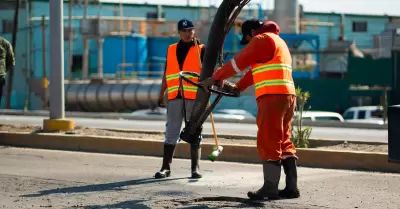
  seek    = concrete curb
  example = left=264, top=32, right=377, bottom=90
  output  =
left=101, top=128, right=388, bottom=146
left=0, top=132, right=397, bottom=173
left=0, top=109, right=388, bottom=130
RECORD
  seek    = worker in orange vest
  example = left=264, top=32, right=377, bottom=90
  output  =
left=200, top=19, right=300, bottom=200
left=155, top=19, right=205, bottom=179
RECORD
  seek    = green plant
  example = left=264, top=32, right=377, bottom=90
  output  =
left=291, top=87, right=312, bottom=148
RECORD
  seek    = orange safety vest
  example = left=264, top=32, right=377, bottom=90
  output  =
left=250, top=32, right=296, bottom=99
left=165, top=43, right=204, bottom=100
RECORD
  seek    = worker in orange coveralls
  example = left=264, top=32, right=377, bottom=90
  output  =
left=200, top=19, right=300, bottom=200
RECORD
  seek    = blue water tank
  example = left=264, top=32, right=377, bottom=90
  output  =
left=147, top=37, right=179, bottom=78
left=103, top=35, right=148, bottom=78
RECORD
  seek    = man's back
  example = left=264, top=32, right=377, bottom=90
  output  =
left=0, top=36, right=15, bottom=78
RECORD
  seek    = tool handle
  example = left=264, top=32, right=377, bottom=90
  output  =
left=208, top=102, right=219, bottom=147
left=193, top=37, right=202, bottom=68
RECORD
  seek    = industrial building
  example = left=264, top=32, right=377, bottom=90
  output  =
left=0, top=0, right=399, bottom=114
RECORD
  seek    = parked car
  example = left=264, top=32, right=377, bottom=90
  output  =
left=342, top=106, right=386, bottom=125
left=130, top=108, right=255, bottom=121
left=211, top=109, right=255, bottom=120
left=294, top=111, right=345, bottom=122
left=130, top=107, right=167, bottom=116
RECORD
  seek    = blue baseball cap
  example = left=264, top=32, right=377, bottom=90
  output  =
left=177, top=19, right=195, bottom=31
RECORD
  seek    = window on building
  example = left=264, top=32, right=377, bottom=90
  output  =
left=352, top=21, right=368, bottom=32
left=146, top=12, right=166, bottom=19
left=2, top=19, right=14, bottom=34
left=72, top=55, right=83, bottom=72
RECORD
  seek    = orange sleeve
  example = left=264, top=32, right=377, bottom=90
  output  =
left=235, top=68, right=253, bottom=92
left=212, top=35, right=276, bottom=81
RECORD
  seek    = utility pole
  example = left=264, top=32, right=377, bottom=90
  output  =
left=82, top=0, right=89, bottom=79
left=41, top=15, right=48, bottom=109
left=67, top=0, right=73, bottom=80
left=5, top=0, right=21, bottom=109
left=97, top=5, right=103, bottom=78
left=43, top=0, right=74, bottom=131
left=120, top=1, right=126, bottom=77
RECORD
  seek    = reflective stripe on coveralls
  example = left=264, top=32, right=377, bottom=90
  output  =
left=250, top=32, right=297, bottom=161
left=165, top=43, right=204, bottom=100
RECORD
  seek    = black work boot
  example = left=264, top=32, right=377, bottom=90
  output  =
left=190, top=144, right=202, bottom=179
left=155, top=144, right=176, bottom=179
left=279, top=157, right=300, bottom=199
left=248, top=160, right=281, bottom=200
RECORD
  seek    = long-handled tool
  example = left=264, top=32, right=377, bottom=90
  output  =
left=193, top=38, right=223, bottom=161
left=207, top=101, right=223, bottom=161
left=179, top=0, right=249, bottom=147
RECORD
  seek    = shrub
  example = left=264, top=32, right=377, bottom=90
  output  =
left=291, top=87, right=312, bottom=148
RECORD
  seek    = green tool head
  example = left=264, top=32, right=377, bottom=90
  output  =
left=208, top=153, right=216, bottom=162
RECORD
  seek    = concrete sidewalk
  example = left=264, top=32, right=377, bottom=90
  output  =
left=0, top=147, right=398, bottom=209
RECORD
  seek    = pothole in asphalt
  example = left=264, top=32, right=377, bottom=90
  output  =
left=153, top=196, right=329, bottom=209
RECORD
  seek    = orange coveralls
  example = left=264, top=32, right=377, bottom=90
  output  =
left=212, top=26, right=297, bottom=161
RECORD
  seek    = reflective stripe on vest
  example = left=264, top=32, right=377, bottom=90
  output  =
left=251, top=33, right=296, bottom=98
left=165, top=43, right=204, bottom=100
left=166, top=73, right=198, bottom=95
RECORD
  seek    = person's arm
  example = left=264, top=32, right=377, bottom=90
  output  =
left=5, top=40, right=15, bottom=72
left=160, top=58, right=168, bottom=96
left=235, top=68, right=253, bottom=92
left=212, top=35, right=275, bottom=81
left=158, top=49, right=169, bottom=107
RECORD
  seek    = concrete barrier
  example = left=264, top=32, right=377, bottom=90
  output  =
left=100, top=127, right=388, bottom=145
left=0, top=132, right=397, bottom=173
left=0, top=109, right=388, bottom=130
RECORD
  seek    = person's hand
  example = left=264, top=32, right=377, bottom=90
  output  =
left=158, top=94, right=166, bottom=108
left=198, top=77, right=218, bottom=92
left=221, top=80, right=240, bottom=96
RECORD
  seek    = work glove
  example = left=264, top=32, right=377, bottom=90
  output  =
left=199, top=77, right=240, bottom=96
left=198, top=77, right=218, bottom=93
left=220, top=80, right=240, bottom=96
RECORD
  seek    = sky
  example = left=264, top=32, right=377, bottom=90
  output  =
left=101, top=0, right=400, bottom=16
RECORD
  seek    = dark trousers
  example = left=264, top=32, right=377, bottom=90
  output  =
left=0, top=77, right=6, bottom=105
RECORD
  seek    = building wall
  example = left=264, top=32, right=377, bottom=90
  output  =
left=0, top=0, right=398, bottom=110
left=26, top=1, right=398, bottom=53
left=301, top=13, right=341, bottom=49
left=302, top=12, right=391, bottom=49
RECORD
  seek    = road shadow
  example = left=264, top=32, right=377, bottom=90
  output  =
left=21, top=177, right=188, bottom=198
left=188, top=178, right=200, bottom=183
left=83, top=200, right=151, bottom=209
left=166, top=196, right=267, bottom=209
left=169, top=196, right=333, bottom=209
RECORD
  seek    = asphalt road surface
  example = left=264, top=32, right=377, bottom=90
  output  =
left=0, top=115, right=388, bottom=142
left=0, top=147, right=399, bottom=209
